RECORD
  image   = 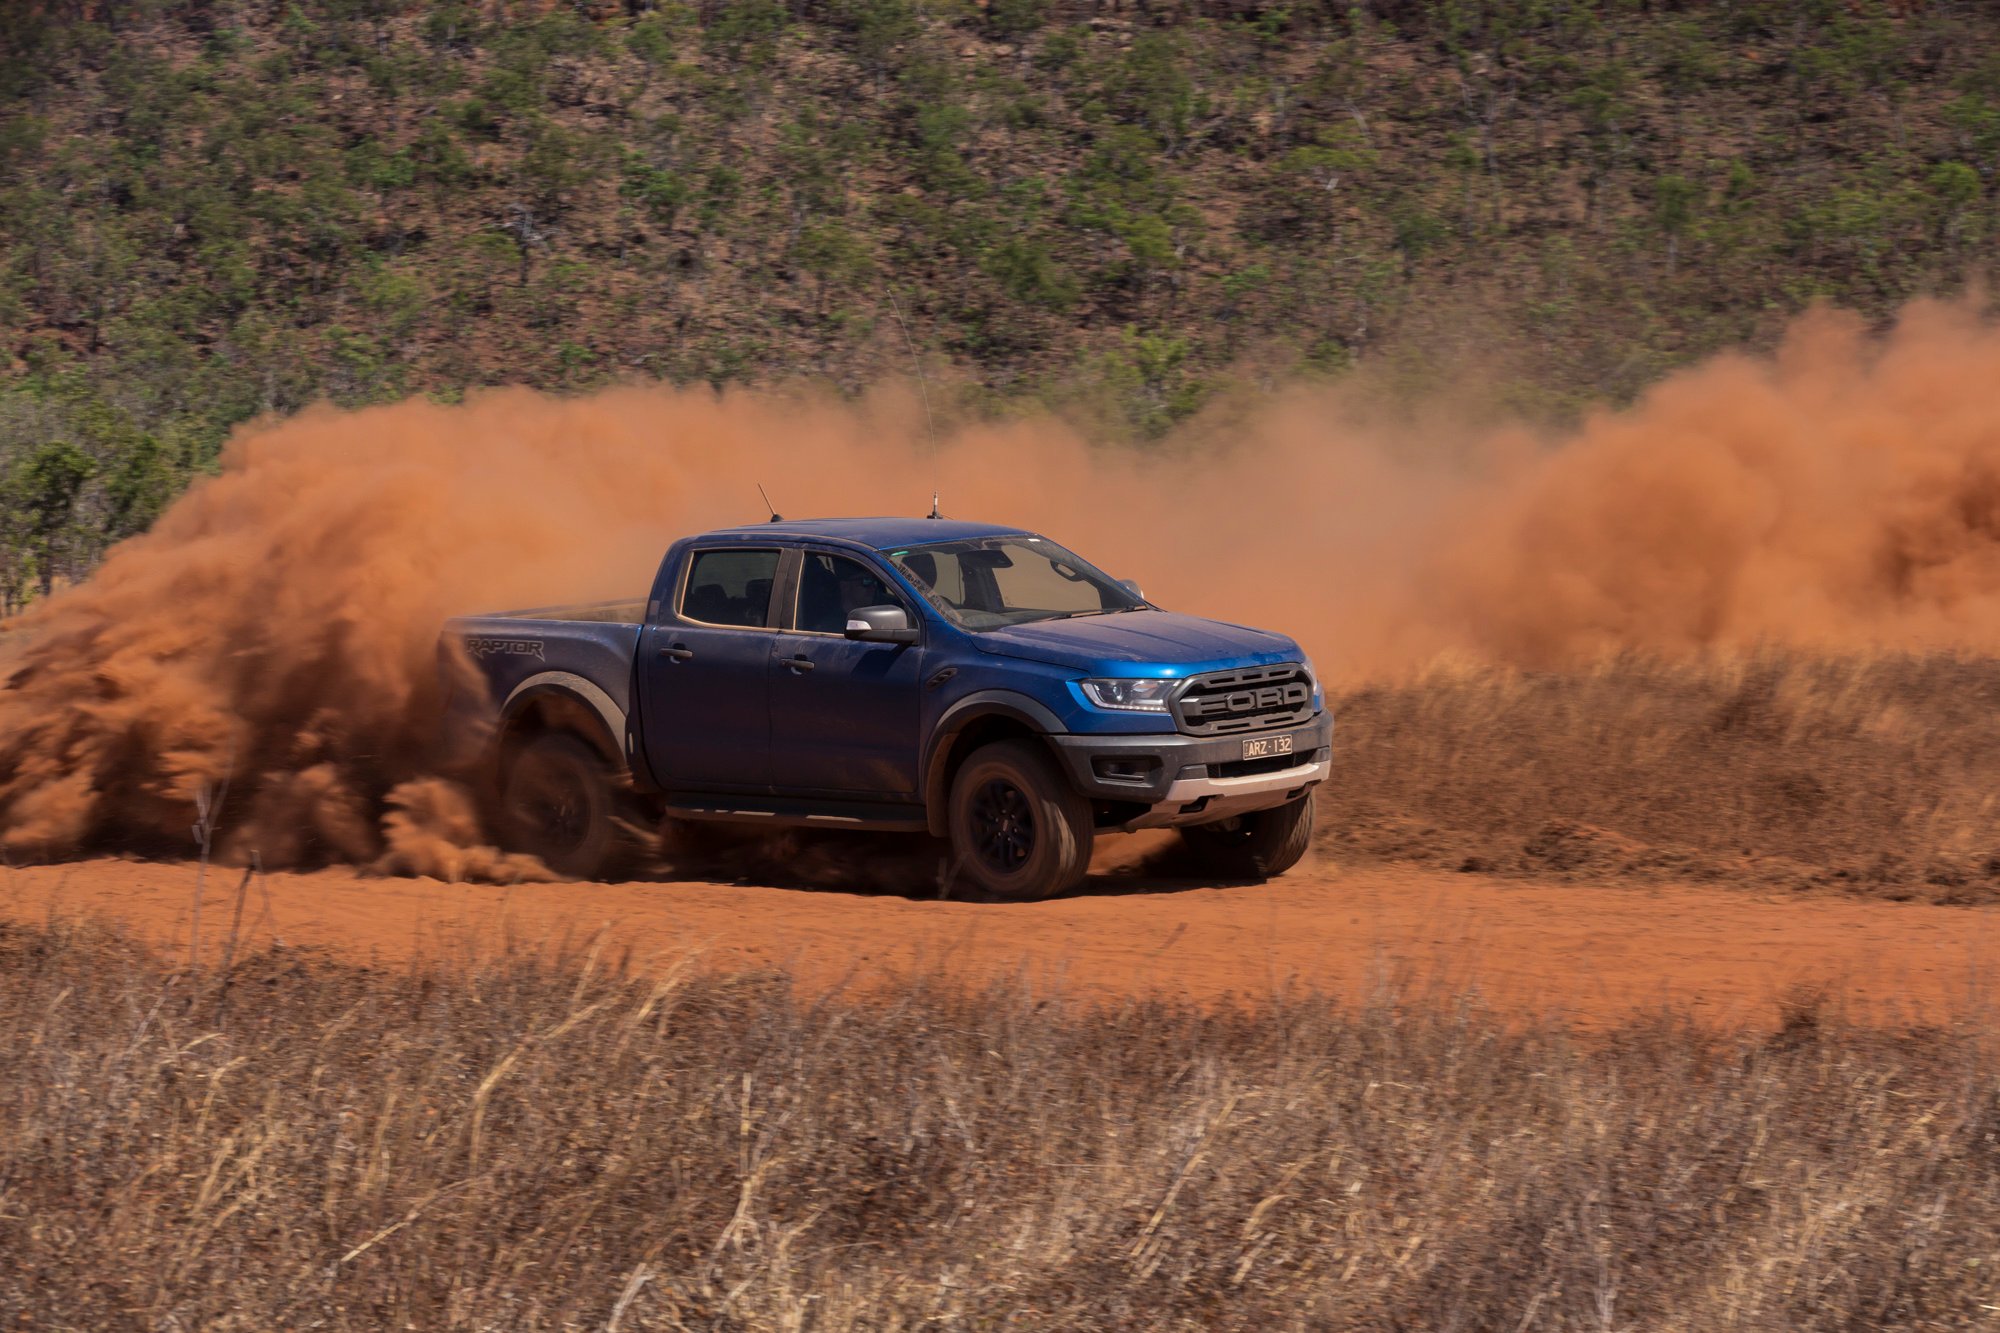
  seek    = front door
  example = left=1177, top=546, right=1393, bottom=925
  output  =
left=637, top=546, right=782, bottom=791
left=767, top=549, right=925, bottom=797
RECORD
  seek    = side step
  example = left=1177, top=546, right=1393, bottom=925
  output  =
left=663, top=796, right=929, bottom=834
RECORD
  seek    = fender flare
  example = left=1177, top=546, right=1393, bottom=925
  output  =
left=500, top=672, right=629, bottom=767
left=921, top=690, right=1068, bottom=836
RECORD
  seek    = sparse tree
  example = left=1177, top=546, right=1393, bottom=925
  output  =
left=12, top=440, right=95, bottom=600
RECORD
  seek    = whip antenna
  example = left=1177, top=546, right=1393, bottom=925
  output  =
left=757, top=482, right=782, bottom=523
left=885, top=284, right=943, bottom=519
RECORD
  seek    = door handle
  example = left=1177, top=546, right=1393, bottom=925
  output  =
left=659, top=644, right=694, bottom=661
left=780, top=653, right=815, bottom=673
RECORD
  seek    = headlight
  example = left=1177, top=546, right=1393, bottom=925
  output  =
left=1079, top=678, right=1175, bottom=712
left=1303, top=660, right=1324, bottom=711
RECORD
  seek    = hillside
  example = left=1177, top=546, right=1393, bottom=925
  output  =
left=1, top=0, right=1997, bottom=606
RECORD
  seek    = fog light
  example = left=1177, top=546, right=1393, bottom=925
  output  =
left=1092, top=756, right=1158, bottom=784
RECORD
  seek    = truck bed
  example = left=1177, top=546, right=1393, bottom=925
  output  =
left=470, top=598, right=649, bottom=625
left=442, top=600, right=647, bottom=744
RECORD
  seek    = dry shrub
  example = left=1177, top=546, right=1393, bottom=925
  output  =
left=3, top=918, right=1999, bottom=1330
left=1324, top=649, right=2000, bottom=900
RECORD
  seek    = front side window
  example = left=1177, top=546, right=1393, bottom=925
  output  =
left=795, top=553, right=903, bottom=634
left=887, top=537, right=1145, bottom=631
left=680, top=548, right=780, bottom=628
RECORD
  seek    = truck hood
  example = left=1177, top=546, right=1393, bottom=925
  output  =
left=968, top=610, right=1302, bottom=676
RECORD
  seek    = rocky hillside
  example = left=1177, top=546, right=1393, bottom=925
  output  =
left=1, top=0, right=1996, bottom=606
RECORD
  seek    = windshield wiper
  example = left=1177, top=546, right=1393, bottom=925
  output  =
left=1018, top=605, right=1149, bottom=623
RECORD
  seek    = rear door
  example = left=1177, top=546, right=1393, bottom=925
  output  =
left=767, top=548, right=925, bottom=797
left=637, top=545, right=784, bottom=791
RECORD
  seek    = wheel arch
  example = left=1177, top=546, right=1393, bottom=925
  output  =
left=499, top=673, right=629, bottom=778
left=922, top=692, right=1067, bottom=837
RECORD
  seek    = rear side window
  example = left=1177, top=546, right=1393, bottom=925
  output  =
left=680, top=549, right=780, bottom=628
left=795, top=553, right=902, bottom=634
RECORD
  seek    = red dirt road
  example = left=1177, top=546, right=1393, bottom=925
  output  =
left=7, top=849, right=1998, bottom=1029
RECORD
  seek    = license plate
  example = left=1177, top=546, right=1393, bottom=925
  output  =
left=1241, top=734, right=1295, bottom=761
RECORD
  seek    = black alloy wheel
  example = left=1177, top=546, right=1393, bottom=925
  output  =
left=947, top=739, right=1094, bottom=901
left=969, top=776, right=1037, bottom=875
left=502, top=732, right=631, bottom=881
left=518, top=759, right=590, bottom=853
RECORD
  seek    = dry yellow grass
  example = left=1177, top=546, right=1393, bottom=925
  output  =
left=1324, top=650, right=2000, bottom=900
left=4, top=917, right=1999, bottom=1329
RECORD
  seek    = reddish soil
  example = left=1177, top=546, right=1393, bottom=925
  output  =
left=8, top=845, right=1997, bottom=1030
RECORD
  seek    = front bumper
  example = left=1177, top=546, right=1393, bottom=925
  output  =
left=1049, top=711, right=1334, bottom=830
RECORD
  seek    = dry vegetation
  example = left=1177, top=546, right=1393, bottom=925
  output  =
left=4, top=916, right=2000, bottom=1330
left=1324, top=650, right=2000, bottom=902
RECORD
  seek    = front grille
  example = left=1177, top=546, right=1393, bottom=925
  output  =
left=1172, top=663, right=1315, bottom=737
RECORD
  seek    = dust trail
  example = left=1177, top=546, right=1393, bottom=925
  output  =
left=2, top=298, right=1999, bottom=869
left=1432, top=300, right=2000, bottom=665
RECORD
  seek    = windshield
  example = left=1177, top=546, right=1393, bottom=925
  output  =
left=885, top=536, right=1147, bottom=631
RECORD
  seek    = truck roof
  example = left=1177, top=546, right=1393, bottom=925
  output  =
left=698, top=516, right=1034, bottom=550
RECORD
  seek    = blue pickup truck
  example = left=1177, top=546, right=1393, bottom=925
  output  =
left=443, top=518, right=1333, bottom=899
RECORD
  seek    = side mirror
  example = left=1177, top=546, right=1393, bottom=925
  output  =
left=1118, top=578, right=1145, bottom=602
left=844, top=605, right=919, bottom=644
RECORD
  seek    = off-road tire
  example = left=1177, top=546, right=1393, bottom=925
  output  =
left=501, top=732, right=636, bottom=881
left=947, top=739, right=1094, bottom=901
left=1179, top=796, right=1315, bottom=881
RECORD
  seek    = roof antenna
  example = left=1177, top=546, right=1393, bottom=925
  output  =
left=757, top=482, right=782, bottom=523
left=885, top=284, right=943, bottom=519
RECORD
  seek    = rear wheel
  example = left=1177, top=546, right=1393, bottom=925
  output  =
left=947, top=740, right=1094, bottom=901
left=1179, top=796, right=1315, bottom=881
left=502, top=733, right=634, bottom=881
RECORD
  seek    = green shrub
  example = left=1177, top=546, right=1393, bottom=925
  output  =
left=517, top=122, right=610, bottom=212
left=1392, top=204, right=1449, bottom=269
left=627, top=13, right=678, bottom=68
left=100, top=433, right=177, bottom=541
left=983, top=235, right=1078, bottom=310
left=908, top=75, right=979, bottom=196
left=1072, top=124, right=1177, bottom=217
left=1252, top=127, right=1375, bottom=240
left=838, top=0, right=918, bottom=70
left=1929, top=160, right=1980, bottom=211
left=791, top=222, right=873, bottom=312
left=345, top=140, right=417, bottom=192
left=987, top=0, right=1046, bottom=38
left=1943, top=94, right=2000, bottom=161
left=358, top=261, right=428, bottom=341
left=1653, top=174, right=1699, bottom=236
left=420, top=2, right=479, bottom=50
left=450, top=96, right=501, bottom=140
left=0, top=115, right=47, bottom=174
left=706, top=0, right=788, bottom=66
left=621, top=161, right=690, bottom=228
left=1100, top=32, right=1197, bottom=148
left=1092, top=327, right=1207, bottom=439
left=9, top=439, right=94, bottom=598
left=411, top=122, right=475, bottom=188
left=1036, top=27, right=1081, bottom=73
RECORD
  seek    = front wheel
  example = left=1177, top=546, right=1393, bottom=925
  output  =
left=501, top=732, right=634, bottom=881
left=947, top=740, right=1094, bottom=901
left=1179, top=796, right=1315, bottom=881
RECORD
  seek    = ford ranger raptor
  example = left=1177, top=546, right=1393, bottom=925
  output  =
left=443, top=518, right=1332, bottom=899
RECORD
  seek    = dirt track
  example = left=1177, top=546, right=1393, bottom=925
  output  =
left=7, top=846, right=1997, bottom=1029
